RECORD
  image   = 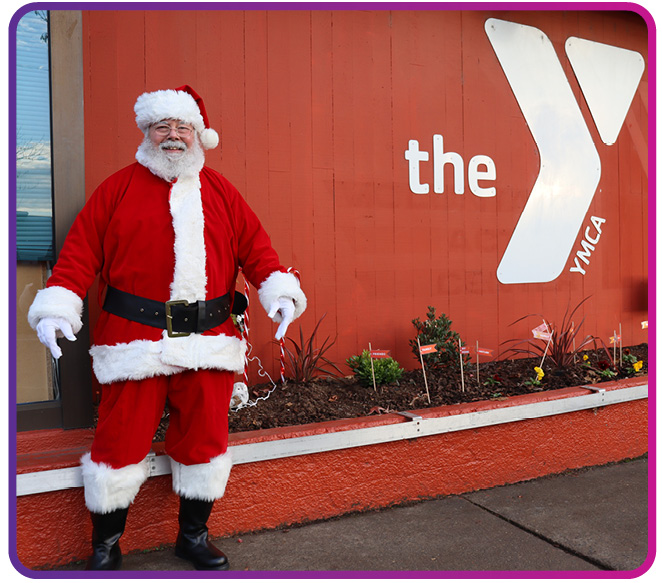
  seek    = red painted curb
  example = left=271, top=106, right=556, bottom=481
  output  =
left=15, top=377, right=649, bottom=570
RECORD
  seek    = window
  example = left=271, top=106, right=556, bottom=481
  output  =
left=15, top=11, right=56, bottom=414
left=16, top=10, right=54, bottom=262
left=14, top=10, right=93, bottom=430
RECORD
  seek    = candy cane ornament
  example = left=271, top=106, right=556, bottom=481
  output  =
left=279, top=338, right=286, bottom=382
left=242, top=277, right=250, bottom=386
left=279, top=268, right=301, bottom=382
left=287, top=267, right=301, bottom=282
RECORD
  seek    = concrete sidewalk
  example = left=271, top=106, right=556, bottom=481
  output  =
left=56, top=457, right=651, bottom=574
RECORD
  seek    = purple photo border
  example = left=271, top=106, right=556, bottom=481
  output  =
left=7, top=1, right=657, bottom=579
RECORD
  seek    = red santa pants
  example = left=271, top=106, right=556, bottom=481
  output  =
left=91, top=368, right=234, bottom=469
left=82, top=368, right=235, bottom=513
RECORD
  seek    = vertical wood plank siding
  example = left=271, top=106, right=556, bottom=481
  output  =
left=81, top=9, right=649, bottom=380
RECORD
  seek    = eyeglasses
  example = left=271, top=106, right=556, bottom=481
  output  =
left=152, top=123, right=194, bottom=138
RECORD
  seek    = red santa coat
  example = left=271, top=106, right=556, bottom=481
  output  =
left=28, top=161, right=306, bottom=385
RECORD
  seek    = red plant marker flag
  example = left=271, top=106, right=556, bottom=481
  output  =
left=367, top=343, right=381, bottom=393
left=458, top=340, right=466, bottom=392
left=532, top=322, right=552, bottom=341
left=416, top=338, right=432, bottom=404
left=370, top=349, right=391, bottom=359
left=476, top=347, right=494, bottom=356
left=419, top=344, right=438, bottom=355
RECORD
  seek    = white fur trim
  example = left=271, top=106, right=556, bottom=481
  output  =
left=200, top=128, right=219, bottom=150
left=258, top=271, right=307, bottom=321
left=171, top=451, right=233, bottom=501
left=89, top=335, right=247, bottom=384
left=89, top=340, right=185, bottom=384
left=80, top=453, right=149, bottom=514
left=27, top=286, right=84, bottom=334
left=169, top=173, right=207, bottom=302
left=160, top=332, right=246, bottom=372
left=135, top=89, right=205, bottom=133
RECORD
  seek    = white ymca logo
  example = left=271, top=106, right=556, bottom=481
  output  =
left=486, top=18, right=645, bottom=284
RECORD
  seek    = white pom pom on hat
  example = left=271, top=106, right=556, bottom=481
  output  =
left=134, top=84, right=219, bottom=150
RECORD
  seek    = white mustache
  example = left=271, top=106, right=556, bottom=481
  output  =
left=160, top=140, right=186, bottom=151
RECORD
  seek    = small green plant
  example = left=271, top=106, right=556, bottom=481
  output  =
left=523, top=366, right=545, bottom=388
left=621, top=350, right=644, bottom=375
left=410, top=307, right=466, bottom=370
left=581, top=354, right=619, bottom=381
left=483, top=375, right=502, bottom=388
left=346, top=350, right=404, bottom=388
left=280, top=314, right=343, bottom=383
left=621, top=349, right=644, bottom=375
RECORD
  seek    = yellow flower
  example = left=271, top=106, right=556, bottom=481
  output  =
left=534, top=366, right=545, bottom=381
left=633, top=360, right=643, bottom=372
left=583, top=355, right=589, bottom=361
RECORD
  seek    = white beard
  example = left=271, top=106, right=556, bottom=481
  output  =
left=135, top=136, right=205, bottom=182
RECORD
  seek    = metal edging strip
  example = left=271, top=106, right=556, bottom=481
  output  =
left=16, top=383, right=648, bottom=497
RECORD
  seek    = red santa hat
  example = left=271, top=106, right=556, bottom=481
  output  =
left=134, top=85, right=219, bottom=150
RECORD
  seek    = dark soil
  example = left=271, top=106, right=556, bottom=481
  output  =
left=226, top=343, right=648, bottom=434
left=138, top=344, right=647, bottom=440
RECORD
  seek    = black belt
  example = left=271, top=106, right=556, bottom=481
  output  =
left=103, top=286, right=248, bottom=338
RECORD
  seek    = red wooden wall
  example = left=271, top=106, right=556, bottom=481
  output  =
left=81, top=8, right=650, bottom=381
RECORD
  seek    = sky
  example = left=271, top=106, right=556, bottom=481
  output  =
left=15, top=9, right=52, bottom=218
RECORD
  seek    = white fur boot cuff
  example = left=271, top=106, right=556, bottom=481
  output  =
left=170, top=451, right=233, bottom=502
left=80, top=453, right=150, bottom=514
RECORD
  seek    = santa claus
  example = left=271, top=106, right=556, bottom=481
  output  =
left=27, top=85, right=307, bottom=571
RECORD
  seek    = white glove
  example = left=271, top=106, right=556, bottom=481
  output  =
left=267, top=297, right=296, bottom=340
left=35, top=317, right=77, bottom=359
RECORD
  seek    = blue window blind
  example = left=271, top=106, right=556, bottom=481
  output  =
left=16, top=10, right=54, bottom=262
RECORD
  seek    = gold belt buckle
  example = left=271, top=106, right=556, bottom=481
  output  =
left=165, top=299, right=190, bottom=338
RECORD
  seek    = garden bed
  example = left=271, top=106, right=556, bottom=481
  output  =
left=227, top=343, right=648, bottom=433
left=126, top=343, right=648, bottom=442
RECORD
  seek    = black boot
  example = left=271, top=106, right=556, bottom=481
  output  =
left=85, top=507, right=129, bottom=570
left=175, top=497, right=229, bottom=570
